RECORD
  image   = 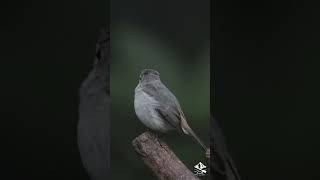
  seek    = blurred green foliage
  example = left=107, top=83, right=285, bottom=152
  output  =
left=111, top=23, right=210, bottom=179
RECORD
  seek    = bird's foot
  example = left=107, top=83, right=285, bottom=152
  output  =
left=146, top=129, right=166, bottom=149
left=154, top=133, right=166, bottom=149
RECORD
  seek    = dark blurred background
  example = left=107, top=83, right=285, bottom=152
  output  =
left=111, top=1, right=210, bottom=179
left=213, top=1, right=320, bottom=180
left=1, top=0, right=320, bottom=180
left=0, top=0, right=106, bottom=179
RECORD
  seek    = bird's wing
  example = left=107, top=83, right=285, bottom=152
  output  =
left=142, top=81, right=183, bottom=131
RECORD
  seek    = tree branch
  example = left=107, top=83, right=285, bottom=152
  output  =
left=132, top=131, right=201, bottom=180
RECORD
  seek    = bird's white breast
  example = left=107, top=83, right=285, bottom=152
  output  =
left=134, top=86, right=172, bottom=133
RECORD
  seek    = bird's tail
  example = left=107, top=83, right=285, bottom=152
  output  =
left=187, top=125, right=207, bottom=151
left=179, top=113, right=207, bottom=151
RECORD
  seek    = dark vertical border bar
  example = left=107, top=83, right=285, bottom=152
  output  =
left=211, top=0, right=242, bottom=179
left=77, top=1, right=111, bottom=180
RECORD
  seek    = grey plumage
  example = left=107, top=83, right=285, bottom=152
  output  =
left=134, top=69, right=206, bottom=151
left=78, top=29, right=110, bottom=180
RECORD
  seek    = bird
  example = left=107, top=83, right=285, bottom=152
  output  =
left=78, top=29, right=110, bottom=180
left=134, top=69, right=207, bottom=151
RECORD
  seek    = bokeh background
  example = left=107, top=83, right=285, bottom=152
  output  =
left=111, top=1, right=210, bottom=179
left=0, top=0, right=106, bottom=179
left=213, top=1, right=320, bottom=180
left=3, top=1, right=320, bottom=180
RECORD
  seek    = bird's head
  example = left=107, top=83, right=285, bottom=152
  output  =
left=139, top=69, right=160, bottom=82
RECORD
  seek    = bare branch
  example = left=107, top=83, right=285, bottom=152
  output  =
left=132, top=131, right=201, bottom=180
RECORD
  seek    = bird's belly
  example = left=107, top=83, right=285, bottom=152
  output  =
left=134, top=91, right=173, bottom=133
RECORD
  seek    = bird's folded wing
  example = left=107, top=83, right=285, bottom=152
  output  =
left=142, top=82, right=183, bottom=131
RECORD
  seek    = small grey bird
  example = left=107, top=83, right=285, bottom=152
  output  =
left=134, top=69, right=207, bottom=151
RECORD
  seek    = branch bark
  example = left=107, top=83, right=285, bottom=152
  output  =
left=132, top=131, right=200, bottom=180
